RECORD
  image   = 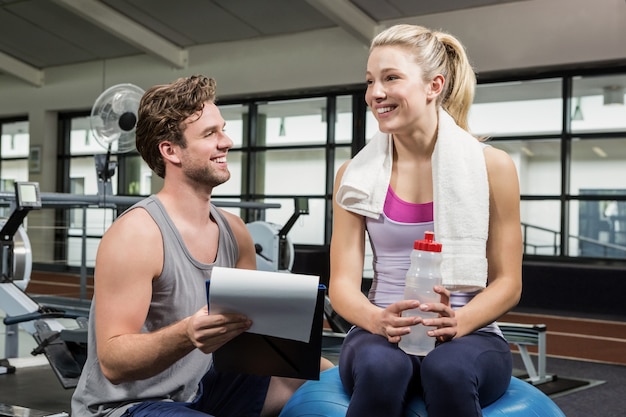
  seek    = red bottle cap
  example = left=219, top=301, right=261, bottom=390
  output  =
left=413, top=231, right=442, bottom=252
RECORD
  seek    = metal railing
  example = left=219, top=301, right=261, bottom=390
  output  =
left=522, top=222, right=626, bottom=258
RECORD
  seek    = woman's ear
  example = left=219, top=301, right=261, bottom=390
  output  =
left=427, top=74, right=445, bottom=100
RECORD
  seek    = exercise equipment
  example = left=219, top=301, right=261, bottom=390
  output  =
left=0, top=182, right=40, bottom=376
left=0, top=182, right=88, bottom=387
left=247, top=197, right=309, bottom=272
left=1, top=182, right=40, bottom=284
left=0, top=182, right=42, bottom=324
left=278, top=366, right=566, bottom=417
left=1, top=222, right=32, bottom=292
left=498, top=322, right=554, bottom=385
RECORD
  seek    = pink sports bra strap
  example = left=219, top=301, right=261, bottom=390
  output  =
left=383, top=186, right=433, bottom=223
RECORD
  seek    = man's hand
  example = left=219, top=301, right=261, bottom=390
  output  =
left=186, top=306, right=252, bottom=353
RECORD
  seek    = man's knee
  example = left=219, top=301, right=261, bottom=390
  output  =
left=262, top=376, right=306, bottom=417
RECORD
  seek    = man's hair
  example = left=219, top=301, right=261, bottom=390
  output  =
left=135, top=75, right=217, bottom=178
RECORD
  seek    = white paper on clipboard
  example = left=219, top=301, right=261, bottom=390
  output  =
left=208, top=267, right=320, bottom=342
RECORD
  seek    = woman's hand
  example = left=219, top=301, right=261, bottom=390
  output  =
left=420, top=285, right=457, bottom=342
left=376, top=286, right=458, bottom=344
left=373, top=300, right=419, bottom=343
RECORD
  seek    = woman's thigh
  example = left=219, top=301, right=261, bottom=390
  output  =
left=339, top=327, right=421, bottom=394
left=421, top=332, right=512, bottom=408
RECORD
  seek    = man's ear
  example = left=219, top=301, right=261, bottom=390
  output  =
left=159, top=141, right=181, bottom=165
left=427, top=74, right=445, bottom=100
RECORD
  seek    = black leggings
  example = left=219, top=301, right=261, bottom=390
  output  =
left=338, top=327, right=512, bottom=417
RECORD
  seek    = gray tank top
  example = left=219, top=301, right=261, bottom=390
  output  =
left=71, top=195, right=239, bottom=417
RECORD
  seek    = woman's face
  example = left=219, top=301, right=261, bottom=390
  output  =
left=365, top=45, right=433, bottom=135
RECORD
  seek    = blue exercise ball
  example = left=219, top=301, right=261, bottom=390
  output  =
left=279, top=367, right=566, bottom=417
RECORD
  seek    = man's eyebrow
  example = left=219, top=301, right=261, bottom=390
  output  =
left=199, top=122, right=226, bottom=135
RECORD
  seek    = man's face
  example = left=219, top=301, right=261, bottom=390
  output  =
left=178, top=101, right=234, bottom=188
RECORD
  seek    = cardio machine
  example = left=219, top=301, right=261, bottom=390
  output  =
left=0, top=182, right=87, bottom=389
left=247, top=197, right=309, bottom=273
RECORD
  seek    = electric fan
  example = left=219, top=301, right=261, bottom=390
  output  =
left=89, top=83, right=144, bottom=194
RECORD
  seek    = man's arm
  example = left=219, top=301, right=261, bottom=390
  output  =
left=94, top=208, right=251, bottom=384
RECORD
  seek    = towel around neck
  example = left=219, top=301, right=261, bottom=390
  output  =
left=336, top=108, right=489, bottom=289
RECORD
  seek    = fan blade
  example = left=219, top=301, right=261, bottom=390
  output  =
left=90, top=83, right=144, bottom=154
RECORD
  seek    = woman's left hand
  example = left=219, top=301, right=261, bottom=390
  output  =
left=420, top=285, right=457, bottom=343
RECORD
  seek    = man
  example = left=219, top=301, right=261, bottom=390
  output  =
left=71, top=75, right=329, bottom=416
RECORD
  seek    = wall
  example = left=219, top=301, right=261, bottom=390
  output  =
left=520, top=260, right=626, bottom=318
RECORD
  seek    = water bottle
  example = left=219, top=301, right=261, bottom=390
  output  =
left=398, top=231, right=443, bottom=356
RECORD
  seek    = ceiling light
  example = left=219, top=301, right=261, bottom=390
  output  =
left=592, top=146, right=607, bottom=158
left=603, top=86, right=624, bottom=106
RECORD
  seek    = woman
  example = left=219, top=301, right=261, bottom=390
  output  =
left=329, top=24, right=522, bottom=417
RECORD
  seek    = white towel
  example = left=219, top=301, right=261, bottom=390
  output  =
left=336, top=108, right=489, bottom=289
left=335, top=130, right=393, bottom=219
left=433, top=110, right=489, bottom=289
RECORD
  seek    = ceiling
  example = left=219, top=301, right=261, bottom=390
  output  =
left=0, top=0, right=525, bottom=86
left=1, top=0, right=624, bottom=110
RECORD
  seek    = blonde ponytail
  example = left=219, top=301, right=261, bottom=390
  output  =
left=435, top=32, right=476, bottom=131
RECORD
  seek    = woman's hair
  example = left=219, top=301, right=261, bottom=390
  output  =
left=135, top=75, right=217, bottom=178
left=371, top=24, right=476, bottom=132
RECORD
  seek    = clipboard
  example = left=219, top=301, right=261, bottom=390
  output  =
left=207, top=282, right=326, bottom=380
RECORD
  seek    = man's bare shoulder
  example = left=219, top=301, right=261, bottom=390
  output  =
left=96, top=206, right=164, bottom=279
left=102, top=206, right=160, bottom=242
left=217, top=208, right=246, bottom=227
left=216, top=208, right=250, bottom=239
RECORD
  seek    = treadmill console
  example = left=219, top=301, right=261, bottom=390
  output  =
left=15, top=182, right=42, bottom=210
